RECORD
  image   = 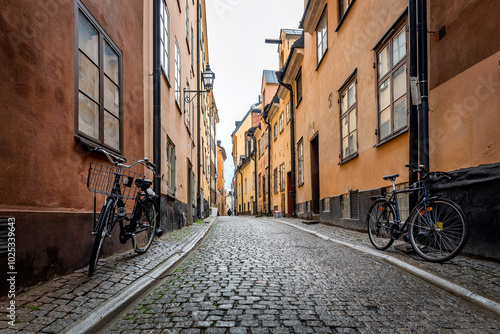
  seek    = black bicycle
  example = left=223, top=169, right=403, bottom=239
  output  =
left=87, top=148, right=161, bottom=276
left=366, top=164, right=469, bottom=262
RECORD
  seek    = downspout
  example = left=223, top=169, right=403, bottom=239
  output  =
left=277, top=77, right=296, bottom=217
left=263, top=109, right=272, bottom=216
left=253, top=138, right=257, bottom=215
left=408, top=0, right=419, bottom=211
left=196, top=0, right=201, bottom=218
left=153, top=0, right=162, bottom=219
left=417, top=0, right=430, bottom=171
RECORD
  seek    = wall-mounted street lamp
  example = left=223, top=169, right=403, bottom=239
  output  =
left=184, top=64, right=216, bottom=103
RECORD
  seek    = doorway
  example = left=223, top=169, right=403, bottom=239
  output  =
left=310, top=135, right=320, bottom=215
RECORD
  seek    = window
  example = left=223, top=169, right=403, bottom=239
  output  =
left=339, top=0, right=354, bottom=21
left=191, top=27, right=194, bottom=69
left=317, top=8, right=328, bottom=65
left=166, top=139, right=176, bottom=194
left=258, top=139, right=261, bottom=158
left=185, top=0, right=189, bottom=42
left=295, top=69, right=303, bottom=107
left=279, top=163, right=285, bottom=191
left=185, top=83, right=191, bottom=131
left=279, top=112, right=284, bottom=133
left=76, top=6, right=122, bottom=151
left=323, top=198, right=330, bottom=212
left=274, top=123, right=278, bottom=141
left=340, top=78, right=357, bottom=160
left=160, top=0, right=169, bottom=79
left=274, top=168, right=278, bottom=193
left=377, top=26, right=408, bottom=141
left=265, top=127, right=269, bottom=147
left=245, top=178, right=247, bottom=194
left=350, top=190, right=359, bottom=219
left=258, top=173, right=262, bottom=197
left=298, top=140, right=304, bottom=185
left=286, top=101, right=291, bottom=123
left=252, top=172, right=255, bottom=190
left=175, top=39, right=181, bottom=107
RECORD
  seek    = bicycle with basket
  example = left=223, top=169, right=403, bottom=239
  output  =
left=87, top=148, right=162, bottom=276
left=366, top=164, right=469, bottom=262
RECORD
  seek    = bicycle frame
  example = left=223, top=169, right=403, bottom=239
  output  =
left=386, top=179, right=435, bottom=238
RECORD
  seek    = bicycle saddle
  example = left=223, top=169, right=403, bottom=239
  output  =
left=383, top=174, right=399, bottom=181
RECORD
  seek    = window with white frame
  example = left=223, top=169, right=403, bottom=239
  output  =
left=274, top=123, right=278, bottom=141
left=175, top=39, right=181, bottom=107
left=160, top=0, right=169, bottom=79
left=185, top=83, right=191, bottom=131
left=317, top=8, right=328, bottom=65
left=185, top=0, right=189, bottom=41
left=340, top=78, right=357, bottom=160
left=377, top=25, right=408, bottom=141
left=166, top=139, right=176, bottom=194
left=274, top=168, right=278, bottom=193
left=286, top=100, right=291, bottom=123
left=298, top=140, right=304, bottom=185
left=279, top=163, right=285, bottom=191
left=279, top=112, right=284, bottom=133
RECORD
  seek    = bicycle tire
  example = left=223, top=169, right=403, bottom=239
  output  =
left=367, top=199, right=396, bottom=250
left=89, top=198, right=114, bottom=276
left=132, top=197, right=158, bottom=254
left=409, top=197, right=469, bottom=262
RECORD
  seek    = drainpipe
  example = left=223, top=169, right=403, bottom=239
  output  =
left=408, top=0, right=418, bottom=211
left=263, top=107, right=272, bottom=216
left=153, top=0, right=162, bottom=218
left=196, top=0, right=201, bottom=218
left=246, top=130, right=258, bottom=215
left=276, top=75, right=297, bottom=217
left=417, top=0, right=430, bottom=172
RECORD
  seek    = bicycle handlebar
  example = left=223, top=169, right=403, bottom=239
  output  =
left=405, top=164, right=451, bottom=181
left=93, top=148, right=156, bottom=173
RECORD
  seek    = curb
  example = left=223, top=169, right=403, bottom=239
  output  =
left=62, top=218, right=217, bottom=334
left=268, top=218, right=500, bottom=317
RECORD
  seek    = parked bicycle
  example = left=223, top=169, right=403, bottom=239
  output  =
left=86, top=148, right=161, bottom=276
left=366, top=164, right=469, bottom=262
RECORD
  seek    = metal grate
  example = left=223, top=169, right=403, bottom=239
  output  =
left=350, top=191, right=359, bottom=219
left=0, top=218, right=10, bottom=254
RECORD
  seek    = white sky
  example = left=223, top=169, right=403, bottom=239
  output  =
left=206, top=0, right=305, bottom=191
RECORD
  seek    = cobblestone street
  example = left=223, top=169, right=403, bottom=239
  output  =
left=105, top=216, right=500, bottom=333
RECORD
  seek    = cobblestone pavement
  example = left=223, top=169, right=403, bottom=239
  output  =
left=0, top=218, right=215, bottom=334
left=269, top=217, right=500, bottom=306
left=105, top=216, right=500, bottom=333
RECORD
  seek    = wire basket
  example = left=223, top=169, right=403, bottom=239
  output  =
left=87, top=163, right=145, bottom=200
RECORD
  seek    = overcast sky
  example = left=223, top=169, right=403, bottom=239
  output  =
left=206, top=0, right=304, bottom=191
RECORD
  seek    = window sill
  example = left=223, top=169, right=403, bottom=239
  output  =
left=175, top=100, right=182, bottom=113
left=339, top=152, right=359, bottom=165
left=298, top=182, right=304, bottom=187
left=374, top=127, right=408, bottom=148
left=161, top=67, right=171, bottom=88
left=296, top=97, right=303, bottom=109
left=74, top=134, right=123, bottom=160
left=316, top=48, right=328, bottom=71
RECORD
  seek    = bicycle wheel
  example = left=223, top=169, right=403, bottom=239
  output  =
left=367, top=199, right=396, bottom=250
left=89, top=198, right=114, bottom=276
left=409, top=198, right=469, bottom=262
left=132, top=198, right=158, bottom=253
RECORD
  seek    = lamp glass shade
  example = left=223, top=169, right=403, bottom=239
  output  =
left=202, top=64, right=215, bottom=90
